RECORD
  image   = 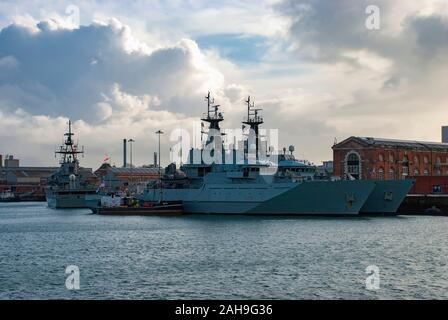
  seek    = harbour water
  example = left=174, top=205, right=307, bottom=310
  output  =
left=0, top=202, right=447, bottom=300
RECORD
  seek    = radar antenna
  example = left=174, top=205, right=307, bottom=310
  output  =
left=242, top=96, right=264, bottom=160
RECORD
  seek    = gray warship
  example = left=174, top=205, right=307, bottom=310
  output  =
left=140, top=93, right=414, bottom=215
left=46, top=121, right=97, bottom=208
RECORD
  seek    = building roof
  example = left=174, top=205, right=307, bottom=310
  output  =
left=1, top=167, right=58, bottom=177
left=335, top=136, right=448, bottom=151
left=108, top=167, right=160, bottom=174
left=95, top=163, right=160, bottom=175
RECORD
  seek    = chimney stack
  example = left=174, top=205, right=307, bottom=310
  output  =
left=123, top=139, right=127, bottom=167
left=442, top=126, right=448, bottom=143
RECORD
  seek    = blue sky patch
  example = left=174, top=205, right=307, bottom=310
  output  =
left=195, top=33, right=269, bottom=64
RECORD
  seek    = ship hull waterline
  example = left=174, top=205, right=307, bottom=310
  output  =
left=138, top=180, right=411, bottom=215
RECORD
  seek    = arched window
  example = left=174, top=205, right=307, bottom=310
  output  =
left=345, top=152, right=361, bottom=180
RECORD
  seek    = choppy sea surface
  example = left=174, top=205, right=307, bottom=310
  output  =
left=0, top=202, right=447, bottom=300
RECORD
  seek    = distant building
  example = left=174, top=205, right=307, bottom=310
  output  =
left=94, top=163, right=160, bottom=190
left=0, top=155, right=59, bottom=198
left=3, top=155, right=20, bottom=168
left=315, top=161, right=333, bottom=179
left=443, top=126, right=448, bottom=143
left=333, top=137, right=448, bottom=180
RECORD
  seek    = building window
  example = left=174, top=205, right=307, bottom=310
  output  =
left=378, top=168, right=384, bottom=180
left=424, top=156, right=429, bottom=164
left=402, top=156, right=409, bottom=178
left=402, top=166, right=409, bottom=177
left=378, top=154, right=384, bottom=162
left=414, top=169, right=420, bottom=176
left=345, top=152, right=361, bottom=180
left=389, top=168, right=395, bottom=180
left=436, top=157, right=441, bottom=164
left=389, top=154, right=394, bottom=163
left=424, top=169, right=429, bottom=176
left=435, top=169, right=441, bottom=175
left=413, top=156, right=419, bottom=165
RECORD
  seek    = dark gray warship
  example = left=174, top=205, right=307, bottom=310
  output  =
left=140, top=93, right=414, bottom=215
left=45, top=121, right=97, bottom=208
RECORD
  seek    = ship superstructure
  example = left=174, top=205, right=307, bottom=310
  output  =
left=46, top=121, right=97, bottom=208
left=140, top=93, right=413, bottom=215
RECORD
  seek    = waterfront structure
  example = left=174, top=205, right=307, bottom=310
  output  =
left=0, top=155, right=58, bottom=201
left=45, top=121, right=98, bottom=208
left=94, top=163, right=160, bottom=190
left=140, top=93, right=413, bottom=215
left=443, top=126, right=448, bottom=143
left=333, top=136, right=448, bottom=181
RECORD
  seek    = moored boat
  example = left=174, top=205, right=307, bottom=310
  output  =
left=91, top=195, right=182, bottom=216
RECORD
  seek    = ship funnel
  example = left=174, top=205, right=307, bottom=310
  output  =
left=123, top=139, right=127, bottom=168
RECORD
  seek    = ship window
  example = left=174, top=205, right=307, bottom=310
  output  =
left=243, top=168, right=249, bottom=177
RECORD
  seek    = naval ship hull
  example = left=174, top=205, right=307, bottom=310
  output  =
left=141, top=180, right=414, bottom=215
left=360, top=180, right=414, bottom=214
left=140, top=180, right=416, bottom=215
left=46, top=190, right=96, bottom=209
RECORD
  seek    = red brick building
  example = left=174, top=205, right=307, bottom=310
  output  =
left=332, top=137, right=448, bottom=182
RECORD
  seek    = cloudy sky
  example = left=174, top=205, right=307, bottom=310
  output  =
left=0, top=0, right=447, bottom=168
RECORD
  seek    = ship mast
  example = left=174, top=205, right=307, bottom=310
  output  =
left=242, top=96, right=263, bottom=160
left=201, top=92, right=224, bottom=132
left=55, top=120, right=84, bottom=166
left=201, top=92, right=224, bottom=155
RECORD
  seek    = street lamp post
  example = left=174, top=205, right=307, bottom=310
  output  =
left=155, top=130, right=164, bottom=202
